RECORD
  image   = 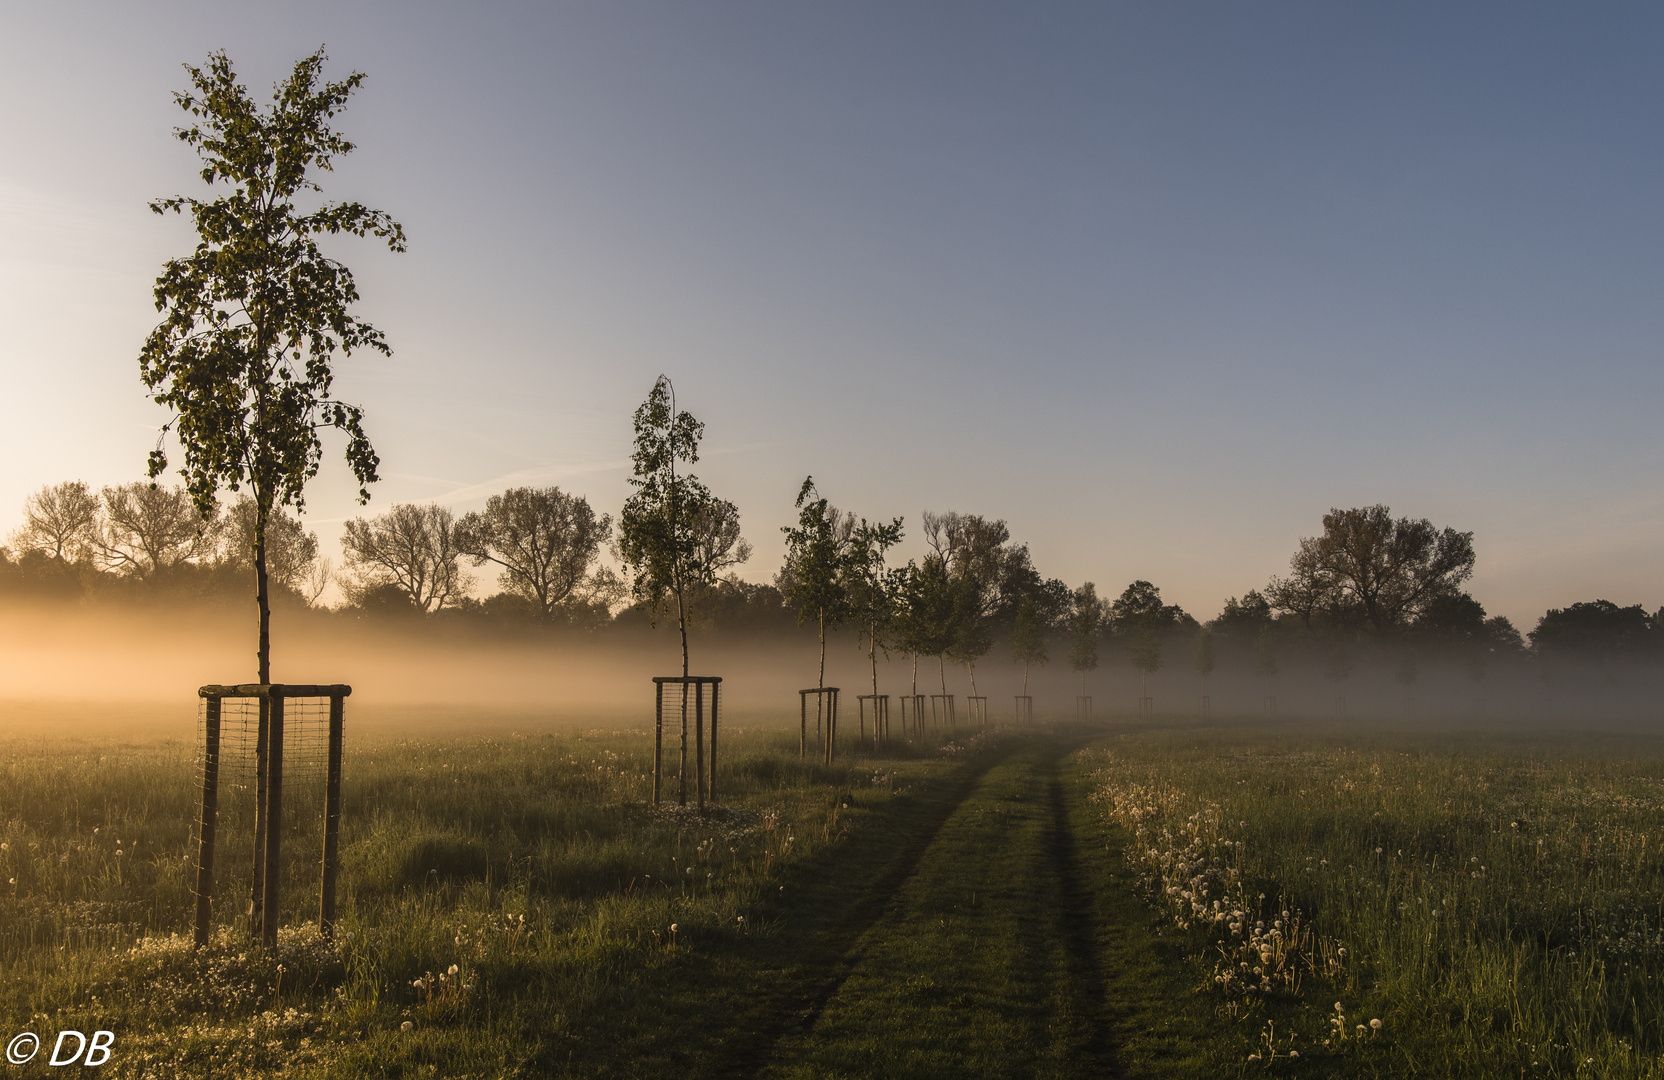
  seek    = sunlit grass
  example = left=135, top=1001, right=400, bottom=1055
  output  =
left=0, top=721, right=957, bottom=1077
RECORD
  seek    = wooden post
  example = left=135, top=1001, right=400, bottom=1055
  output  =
left=824, top=689, right=837, bottom=766
left=319, top=693, right=344, bottom=938
left=193, top=695, right=221, bottom=948
left=260, top=690, right=285, bottom=947
left=695, top=681, right=706, bottom=811
left=250, top=694, right=269, bottom=937
left=709, top=680, right=720, bottom=805
left=678, top=682, right=688, bottom=807
left=653, top=680, right=663, bottom=805
left=800, top=690, right=808, bottom=759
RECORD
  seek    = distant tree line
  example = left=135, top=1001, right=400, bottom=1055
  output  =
left=6, top=482, right=1662, bottom=677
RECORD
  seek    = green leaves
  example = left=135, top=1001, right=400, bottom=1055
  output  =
left=141, top=48, right=400, bottom=518
left=618, top=376, right=717, bottom=628
left=779, top=477, right=857, bottom=632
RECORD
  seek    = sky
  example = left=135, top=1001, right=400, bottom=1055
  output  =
left=0, top=2, right=1660, bottom=628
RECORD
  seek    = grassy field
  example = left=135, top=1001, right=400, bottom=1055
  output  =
left=1085, top=721, right=1664, bottom=1078
left=1, top=711, right=1662, bottom=1077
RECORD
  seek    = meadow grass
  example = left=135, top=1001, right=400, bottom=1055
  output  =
left=1085, top=718, right=1664, bottom=1078
left=0, top=719, right=970, bottom=1078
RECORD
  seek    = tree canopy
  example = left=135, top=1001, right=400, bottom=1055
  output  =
left=1267, top=505, right=1475, bottom=635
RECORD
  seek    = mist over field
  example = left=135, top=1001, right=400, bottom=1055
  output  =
left=3, top=598, right=1661, bottom=747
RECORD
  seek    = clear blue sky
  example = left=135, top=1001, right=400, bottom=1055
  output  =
left=1, top=2, right=1660, bottom=627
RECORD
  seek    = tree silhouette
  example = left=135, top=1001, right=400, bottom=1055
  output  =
left=456, top=487, right=613, bottom=619
left=845, top=513, right=906, bottom=727
left=618, top=377, right=716, bottom=681
left=342, top=503, right=469, bottom=613
left=1010, top=595, right=1049, bottom=696
left=10, top=482, right=100, bottom=563
left=1069, top=582, right=1102, bottom=699
left=779, top=477, right=857, bottom=696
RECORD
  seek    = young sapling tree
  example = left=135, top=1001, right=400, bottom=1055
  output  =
left=141, top=48, right=401, bottom=684
left=780, top=477, right=856, bottom=759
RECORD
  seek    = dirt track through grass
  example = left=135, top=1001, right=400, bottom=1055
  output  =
left=756, top=738, right=1118, bottom=1080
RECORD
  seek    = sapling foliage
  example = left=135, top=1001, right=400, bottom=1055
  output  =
left=139, top=49, right=402, bottom=682
left=1010, top=595, right=1049, bottom=696
left=1069, top=582, right=1102, bottom=697
left=618, top=377, right=720, bottom=680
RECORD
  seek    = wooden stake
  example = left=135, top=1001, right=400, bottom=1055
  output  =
left=320, top=693, right=344, bottom=938
left=193, top=696, right=221, bottom=948
left=260, top=691, right=285, bottom=948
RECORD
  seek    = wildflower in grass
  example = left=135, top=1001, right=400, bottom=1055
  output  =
left=401, top=1021, right=413, bottom=1032
left=1370, top=1019, right=1382, bottom=1031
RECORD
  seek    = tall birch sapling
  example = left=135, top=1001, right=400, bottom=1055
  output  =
left=140, top=49, right=402, bottom=684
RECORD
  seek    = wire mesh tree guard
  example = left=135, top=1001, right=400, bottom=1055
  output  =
left=194, top=683, right=349, bottom=949
left=899, top=694, right=926, bottom=739
left=799, top=687, right=839, bottom=764
left=652, top=676, right=721, bottom=809
left=857, top=694, right=890, bottom=750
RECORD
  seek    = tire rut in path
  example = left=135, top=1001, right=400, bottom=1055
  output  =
left=1042, top=747, right=1121, bottom=1076
left=739, top=735, right=1120, bottom=1079
left=707, top=748, right=1006, bottom=1080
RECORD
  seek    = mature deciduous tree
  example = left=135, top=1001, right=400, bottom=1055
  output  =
left=140, top=49, right=401, bottom=682
left=1530, top=600, right=1656, bottom=660
left=455, top=487, right=611, bottom=619
left=341, top=502, right=470, bottom=613
left=95, top=482, right=221, bottom=579
left=11, top=482, right=100, bottom=563
left=1269, top=506, right=1475, bottom=635
left=224, top=494, right=320, bottom=597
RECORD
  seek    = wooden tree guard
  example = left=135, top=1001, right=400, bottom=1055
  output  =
left=929, top=693, right=956, bottom=730
left=899, top=694, right=926, bottom=738
left=194, top=683, right=350, bottom=949
left=1198, top=694, right=1211, bottom=719
left=1264, top=695, right=1277, bottom=716
left=1137, top=696, right=1154, bottom=720
left=965, top=695, right=988, bottom=728
left=799, top=687, right=839, bottom=764
left=653, top=676, right=722, bottom=809
left=1075, top=695, right=1092, bottom=720
left=1013, top=695, right=1034, bottom=725
left=1334, top=696, right=1347, bottom=720
left=857, top=694, right=890, bottom=750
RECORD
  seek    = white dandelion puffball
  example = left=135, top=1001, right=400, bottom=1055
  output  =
left=1371, top=1019, right=1382, bottom=1030
left=401, top=1021, right=413, bottom=1032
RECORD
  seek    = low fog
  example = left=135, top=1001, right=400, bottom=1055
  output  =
left=3, top=600, right=1661, bottom=749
